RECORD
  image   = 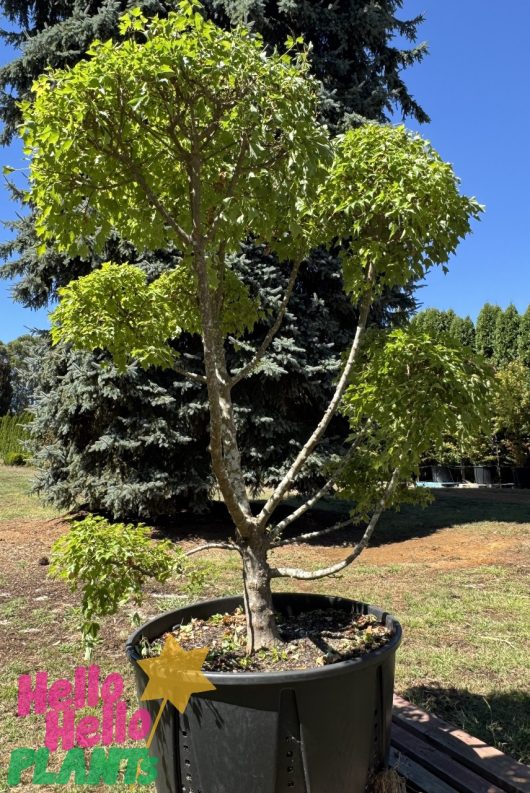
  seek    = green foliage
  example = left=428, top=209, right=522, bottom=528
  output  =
left=475, top=303, right=501, bottom=359
left=493, top=361, right=530, bottom=466
left=0, top=342, right=12, bottom=414
left=51, top=261, right=261, bottom=371
left=50, top=515, right=182, bottom=655
left=518, top=306, right=530, bottom=368
left=18, top=6, right=487, bottom=622
left=411, top=308, right=452, bottom=337
left=23, top=3, right=329, bottom=264
left=0, top=0, right=424, bottom=519
left=3, top=450, right=26, bottom=466
left=339, top=329, right=493, bottom=516
left=5, top=334, right=45, bottom=412
left=448, top=315, right=475, bottom=348
left=51, top=263, right=183, bottom=371
left=28, top=342, right=214, bottom=519
left=316, top=125, right=482, bottom=300
left=0, top=412, right=31, bottom=461
left=494, top=304, right=520, bottom=368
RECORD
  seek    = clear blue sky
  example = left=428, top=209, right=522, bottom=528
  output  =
left=0, top=0, right=529, bottom=342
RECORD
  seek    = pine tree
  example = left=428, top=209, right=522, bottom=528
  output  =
left=475, top=303, right=501, bottom=359
left=6, top=333, right=45, bottom=412
left=0, top=0, right=424, bottom=517
left=518, top=305, right=530, bottom=367
left=0, top=341, right=12, bottom=414
left=493, top=304, right=520, bottom=367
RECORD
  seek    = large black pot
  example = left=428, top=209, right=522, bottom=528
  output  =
left=431, top=465, right=453, bottom=483
left=473, top=465, right=496, bottom=486
left=512, top=467, right=530, bottom=488
left=126, top=593, right=402, bottom=793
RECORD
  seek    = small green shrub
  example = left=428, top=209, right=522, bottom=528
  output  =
left=3, top=451, right=27, bottom=466
left=50, top=515, right=185, bottom=657
left=0, top=413, right=31, bottom=461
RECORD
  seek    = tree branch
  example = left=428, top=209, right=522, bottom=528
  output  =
left=172, top=364, right=206, bottom=384
left=268, top=422, right=371, bottom=537
left=269, top=467, right=400, bottom=580
left=185, top=542, right=240, bottom=557
left=231, top=258, right=302, bottom=387
left=256, top=265, right=376, bottom=529
left=271, top=517, right=352, bottom=548
left=189, top=134, right=254, bottom=536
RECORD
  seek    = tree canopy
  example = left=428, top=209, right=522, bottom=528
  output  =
left=23, top=7, right=478, bottom=362
left=0, top=0, right=426, bottom=519
left=25, top=3, right=488, bottom=651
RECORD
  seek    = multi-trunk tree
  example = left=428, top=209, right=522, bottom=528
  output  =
left=27, top=4, right=490, bottom=650
left=0, top=0, right=425, bottom=518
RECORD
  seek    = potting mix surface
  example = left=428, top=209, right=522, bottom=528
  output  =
left=140, top=607, right=393, bottom=672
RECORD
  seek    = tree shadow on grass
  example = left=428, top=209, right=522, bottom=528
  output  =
left=155, top=487, right=530, bottom=549
left=401, top=684, right=530, bottom=766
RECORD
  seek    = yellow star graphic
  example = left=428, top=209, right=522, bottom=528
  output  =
left=138, top=634, right=215, bottom=712
left=136, top=634, right=216, bottom=748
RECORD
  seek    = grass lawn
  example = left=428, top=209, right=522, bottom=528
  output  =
left=0, top=465, right=528, bottom=791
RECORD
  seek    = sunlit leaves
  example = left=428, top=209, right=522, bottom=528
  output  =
left=23, top=0, right=329, bottom=263
left=315, top=124, right=483, bottom=299
left=338, top=328, right=493, bottom=517
left=50, top=261, right=261, bottom=369
left=50, top=263, right=182, bottom=371
left=50, top=515, right=182, bottom=656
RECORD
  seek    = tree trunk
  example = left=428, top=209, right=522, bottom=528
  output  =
left=241, top=531, right=279, bottom=652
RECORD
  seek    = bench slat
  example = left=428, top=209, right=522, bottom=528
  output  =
left=392, top=723, right=506, bottom=793
left=393, top=696, right=530, bottom=793
left=389, top=747, right=460, bottom=793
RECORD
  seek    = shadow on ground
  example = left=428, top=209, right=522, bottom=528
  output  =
left=154, top=488, right=530, bottom=548
left=402, top=684, right=530, bottom=765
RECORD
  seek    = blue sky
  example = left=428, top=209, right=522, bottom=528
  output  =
left=0, top=0, right=529, bottom=342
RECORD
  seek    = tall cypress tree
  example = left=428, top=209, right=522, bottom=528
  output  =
left=0, top=0, right=425, bottom=518
left=411, top=308, right=453, bottom=337
left=475, top=303, right=501, bottom=360
left=449, top=314, right=476, bottom=349
left=493, top=304, right=520, bottom=368
left=517, top=305, right=530, bottom=367
left=0, top=341, right=12, bottom=415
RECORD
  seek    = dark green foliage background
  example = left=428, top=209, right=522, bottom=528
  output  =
left=0, top=341, right=12, bottom=415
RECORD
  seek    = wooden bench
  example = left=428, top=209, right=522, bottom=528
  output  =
left=390, top=695, right=530, bottom=793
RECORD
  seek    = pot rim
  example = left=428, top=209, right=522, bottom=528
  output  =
left=126, top=592, right=402, bottom=686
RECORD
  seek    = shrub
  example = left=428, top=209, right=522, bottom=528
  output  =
left=3, top=451, right=27, bottom=466
left=0, top=413, right=31, bottom=461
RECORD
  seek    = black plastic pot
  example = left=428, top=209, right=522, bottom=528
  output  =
left=473, top=465, right=496, bottom=485
left=512, top=467, right=530, bottom=488
left=126, top=593, right=402, bottom=793
left=431, top=465, right=453, bottom=483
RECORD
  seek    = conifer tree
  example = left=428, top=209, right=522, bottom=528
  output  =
left=6, top=333, right=44, bottom=412
left=0, top=341, right=12, bottom=414
left=0, top=0, right=425, bottom=517
left=475, top=303, right=501, bottom=359
left=493, top=304, right=520, bottom=368
left=518, top=305, right=530, bottom=367
left=411, top=308, right=453, bottom=337
left=449, top=314, right=475, bottom=349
